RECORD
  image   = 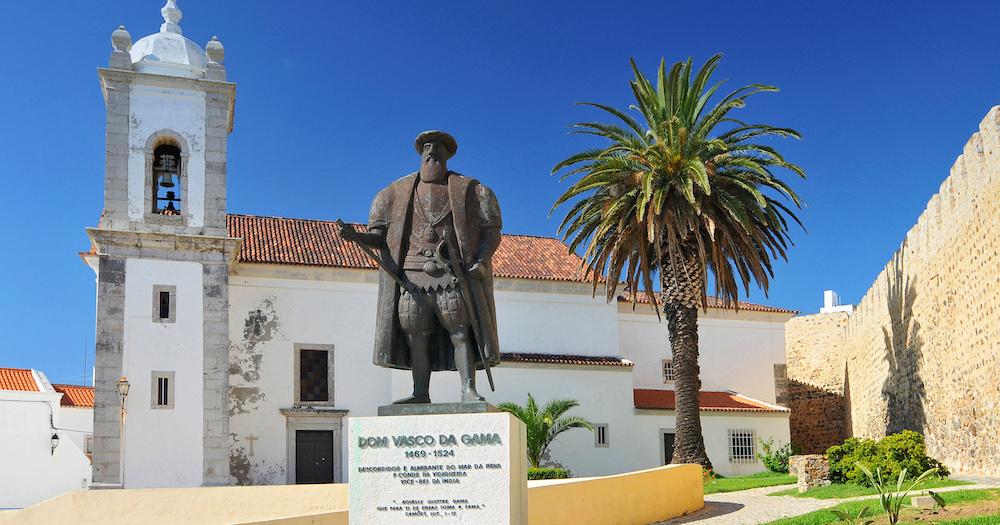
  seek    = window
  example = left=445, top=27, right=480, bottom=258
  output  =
left=151, top=371, right=175, bottom=409
left=152, top=285, right=176, bottom=323
left=85, top=434, right=94, bottom=455
left=594, top=424, right=609, bottom=447
left=152, top=144, right=182, bottom=215
left=662, top=359, right=675, bottom=382
left=728, top=429, right=757, bottom=463
left=294, top=344, right=335, bottom=406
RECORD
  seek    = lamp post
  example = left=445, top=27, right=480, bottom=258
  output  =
left=116, top=376, right=130, bottom=488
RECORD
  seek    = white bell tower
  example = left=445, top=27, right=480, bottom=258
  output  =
left=87, top=0, right=238, bottom=488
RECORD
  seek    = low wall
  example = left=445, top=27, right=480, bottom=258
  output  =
left=3, top=464, right=703, bottom=525
left=527, top=464, right=703, bottom=525
left=0, top=484, right=349, bottom=525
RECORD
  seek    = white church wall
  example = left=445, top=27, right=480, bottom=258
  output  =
left=388, top=364, right=635, bottom=478
left=629, top=410, right=790, bottom=477
left=493, top=287, right=620, bottom=357
left=226, top=266, right=791, bottom=483
left=229, top=268, right=625, bottom=483
left=127, top=79, right=207, bottom=226
left=58, top=407, right=94, bottom=454
left=0, top=390, right=91, bottom=509
left=227, top=271, right=392, bottom=485
left=619, top=308, right=791, bottom=403
left=122, top=258, right=204, bottom=488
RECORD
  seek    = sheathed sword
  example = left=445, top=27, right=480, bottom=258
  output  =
left=334, top=219, right=431, bottom=307
left=438, top=228, right=495, bottom=391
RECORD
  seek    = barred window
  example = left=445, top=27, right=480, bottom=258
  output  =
left=150, top=371, right=175, bottom=409
left=594, top=424, right=609, bottom=447
left=728, top=429, right=757, bottom=463
left=662, top=359, right=675, bottom=382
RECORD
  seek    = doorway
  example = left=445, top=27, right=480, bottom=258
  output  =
left=662, top=432, right=676, bottom=465
left=295, top=430, right=334, bottom=484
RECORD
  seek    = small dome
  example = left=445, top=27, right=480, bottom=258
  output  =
left=130, top=31, right=207, bottom=78
left=127, top=0, right=207, bottom=79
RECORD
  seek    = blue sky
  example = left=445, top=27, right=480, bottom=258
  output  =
left=1, top=1, right=998, bottom=384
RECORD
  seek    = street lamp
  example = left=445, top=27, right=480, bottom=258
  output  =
left=50, top=433, right=60, bottom=455
left=117, top=376, right=130, bottom=488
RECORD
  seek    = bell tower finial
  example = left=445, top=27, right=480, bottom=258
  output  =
left=160, top=0, right=183, bottom=34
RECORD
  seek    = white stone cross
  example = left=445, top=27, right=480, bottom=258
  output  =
left=245, top=434, right=258, bottom=457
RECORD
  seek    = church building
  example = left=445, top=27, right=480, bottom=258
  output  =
left=83, top=2, right=794, bottom=489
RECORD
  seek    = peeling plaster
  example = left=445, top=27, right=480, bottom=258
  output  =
left=229, top=386, right=266, bottom=416
left=229, top=434, right=284, bottom=485
left=228, top=297, right=281, bottom=416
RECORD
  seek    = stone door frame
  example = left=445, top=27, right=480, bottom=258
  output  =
left=280, top=407, right=348, bottom=484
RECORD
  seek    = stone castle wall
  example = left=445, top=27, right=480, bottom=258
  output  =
left=787, top=106, right=1000, bottom=474
left=785, top=313, right=849, bottom=453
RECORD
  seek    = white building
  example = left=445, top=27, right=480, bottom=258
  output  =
left=0, top=368, right=94, bottom=509
left=80, top=1, right=795, bottom=490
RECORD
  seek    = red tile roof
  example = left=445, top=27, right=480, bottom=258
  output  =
left=53, top=384, right=95, bottom=408
left=618, top=291, right=797, bottom=314
left=227, top=214, right=589, bottom=282
left=633, top=389, right=789, bottom=413
left=500, top=352, right=633, bottom=367
left=0, top=367, right=39, bottom=392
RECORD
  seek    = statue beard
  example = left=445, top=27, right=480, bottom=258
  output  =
left=419, top=155, right=448, bottom=182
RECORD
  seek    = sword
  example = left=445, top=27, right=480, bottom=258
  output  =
left=438, top=228, right=496, bottom=392
left=334, top=219, right=430, bottom=307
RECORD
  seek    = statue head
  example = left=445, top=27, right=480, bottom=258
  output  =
left=415, top=130, right=457, bottom=182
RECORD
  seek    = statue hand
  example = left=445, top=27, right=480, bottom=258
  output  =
left=338, top=222, right=358, bottom=242
left=468, top=261, right=486, bottom=280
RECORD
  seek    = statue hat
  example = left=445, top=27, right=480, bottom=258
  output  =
left=414, top=130, right=458, bottom=159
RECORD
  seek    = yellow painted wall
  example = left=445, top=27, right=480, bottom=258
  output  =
left=528, top=464, right=704, bottom=525
left=2, top=464, right=702, bottom=525
left=0, top=484, right=349, bottom=525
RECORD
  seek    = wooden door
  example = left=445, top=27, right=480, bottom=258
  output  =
left=663, top=432, right=676, bottom=465
left=296, top=430, right=334, bottom=483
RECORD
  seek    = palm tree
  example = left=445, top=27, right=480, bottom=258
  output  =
left=498, top=394, right=594, bottom=468
left=551, top=54, right=805, bottom=469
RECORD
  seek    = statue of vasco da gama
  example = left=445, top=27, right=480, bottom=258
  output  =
left=339, top=130, right=502, bottom=404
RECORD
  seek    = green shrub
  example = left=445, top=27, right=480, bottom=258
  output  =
left=528, top=467, right=570, bottom=480
left=758, top=438, right=797, bottom=473
left=827, top=430, right=948, bottom=486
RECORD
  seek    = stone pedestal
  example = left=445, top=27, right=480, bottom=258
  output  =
left=348, top=411, right=527, bottom=524
left=789, top=454, right=830, bottom=493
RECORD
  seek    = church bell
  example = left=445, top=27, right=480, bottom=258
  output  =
left=154, top=153, right=178, bottom=188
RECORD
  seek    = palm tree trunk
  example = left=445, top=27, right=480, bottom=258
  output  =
left=663, top=251, right=713, bottom=470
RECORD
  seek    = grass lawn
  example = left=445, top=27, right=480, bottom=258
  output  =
left=768, top=477, right=971, bottom=499
left=704, top=470, right=797, bottom=494
left=762, top=488, right=1000, bottom=525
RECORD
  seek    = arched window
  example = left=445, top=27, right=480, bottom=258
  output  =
left=152, top=144, right=182, bottom=215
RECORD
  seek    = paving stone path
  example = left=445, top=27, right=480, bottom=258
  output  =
left=656, top=477, right=1000, bottom=525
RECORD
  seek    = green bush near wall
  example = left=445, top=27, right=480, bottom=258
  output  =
left=827, top=430, right=949, bottom=486
left=528, top=467, right=571, bottom=480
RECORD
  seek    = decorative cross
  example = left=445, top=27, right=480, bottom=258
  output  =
left=245, top=434, right=258, bottom=457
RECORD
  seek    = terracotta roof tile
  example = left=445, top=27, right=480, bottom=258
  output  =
left=500, top=352, right=633, bottom=367
left=618, top=291, right=797, bottom=314
left=0, top=367, right=39, bottom=392
left=227, top=214, right=588, bottom=282
left=52, top=384, right=95, bottom=408
left=633, top=388, right=789, bottom=413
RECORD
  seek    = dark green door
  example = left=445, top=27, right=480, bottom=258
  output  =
left=296, top=430, right=334, bottom=483
left=663, top=432, right=676, bottom=464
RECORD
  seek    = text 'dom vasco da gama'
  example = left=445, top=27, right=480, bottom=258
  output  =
left=349, top=413, right=524, bottom=523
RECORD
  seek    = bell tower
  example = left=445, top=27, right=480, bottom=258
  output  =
left=87, top=0, right=237, bottom=488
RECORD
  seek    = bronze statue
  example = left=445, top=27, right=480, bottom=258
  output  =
left=339, top=131, right=501, bottom=404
